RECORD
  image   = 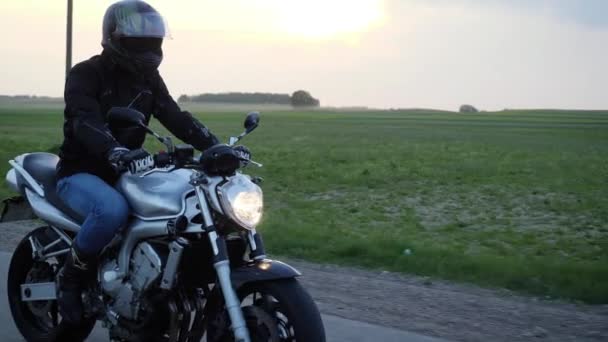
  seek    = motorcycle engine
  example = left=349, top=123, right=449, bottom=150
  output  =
left=100, top=242, right=163, bottom=320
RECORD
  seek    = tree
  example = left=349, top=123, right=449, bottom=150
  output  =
left=177, top=92, right=291, bottom=104
left=459, top=104, right=478, bottom=113
left=291, top=90, right=320, bottom=107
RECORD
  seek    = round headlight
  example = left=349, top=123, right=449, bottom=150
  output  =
left=217, top=174, right=263, bottom=230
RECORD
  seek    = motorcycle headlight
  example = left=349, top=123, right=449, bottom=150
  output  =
left=217, top=175, right=263, bottom=230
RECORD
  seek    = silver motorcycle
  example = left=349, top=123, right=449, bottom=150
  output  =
left=4, top=109, right=326, bottom=341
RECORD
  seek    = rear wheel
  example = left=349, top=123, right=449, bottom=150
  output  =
left=7, top=227, right=96, bottom=342
left=207, top=278, right=326, bottom=342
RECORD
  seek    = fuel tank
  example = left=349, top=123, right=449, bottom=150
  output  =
left=116, top=168, right=195, bottom=219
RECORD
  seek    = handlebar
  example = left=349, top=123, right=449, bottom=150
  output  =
left=147, top=143, right=261, bottom=177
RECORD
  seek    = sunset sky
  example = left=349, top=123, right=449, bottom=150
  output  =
left=0, top=0, right=606, bottom=110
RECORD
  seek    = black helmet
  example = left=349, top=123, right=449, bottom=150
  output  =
left=102, top=0, right=169, bottom=74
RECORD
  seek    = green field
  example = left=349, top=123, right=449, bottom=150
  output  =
left=1, top=105, right=607, bottom=303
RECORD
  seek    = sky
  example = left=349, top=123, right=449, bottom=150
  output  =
left=0, top=0, right=606, bottom=110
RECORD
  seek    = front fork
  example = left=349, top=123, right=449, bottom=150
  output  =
left=194, top=185, right=251, bottom=342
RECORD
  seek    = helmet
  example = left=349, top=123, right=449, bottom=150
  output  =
left=102, top=1, right=170, bottom=74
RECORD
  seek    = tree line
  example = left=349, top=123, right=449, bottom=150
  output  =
left=0, top=95, right=61, bottom=101
left=178, top=90, right=320, bottom=107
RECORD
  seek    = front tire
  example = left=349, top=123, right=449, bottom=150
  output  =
left=208, top=278, right=326, bottom=342
left=7, top=227, right=96, bottom=342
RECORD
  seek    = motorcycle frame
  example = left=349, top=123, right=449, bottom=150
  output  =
left=8, top=158, right=275, bottom=342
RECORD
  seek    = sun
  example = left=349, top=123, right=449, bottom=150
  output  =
left=275, top=0, right=385, bottom=39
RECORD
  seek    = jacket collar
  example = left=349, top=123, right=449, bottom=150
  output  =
left=100, top=49, right=119, bottom=72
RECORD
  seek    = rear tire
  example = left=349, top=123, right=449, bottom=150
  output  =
left=7, top=227, right=96, bottom=342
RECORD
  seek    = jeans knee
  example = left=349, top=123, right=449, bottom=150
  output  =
left=96, top=200, right=129, bottom=231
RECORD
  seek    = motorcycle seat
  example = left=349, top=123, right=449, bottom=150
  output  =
left=21, top=153, right=85, bottom=225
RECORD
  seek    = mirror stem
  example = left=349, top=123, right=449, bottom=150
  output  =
left=229, top=131, right=249, bottom=147
left=128, top=90, right=152, bottom=108
left=141, top=125, right=159, bottom=138
left=163, top=137, right=174, bottom=153
left=139, top=123, right=174, bottom=152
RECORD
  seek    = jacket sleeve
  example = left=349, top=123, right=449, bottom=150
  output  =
left=153, top=76, right=219, bottom=151
left=64, top=62, right=121, bottom=157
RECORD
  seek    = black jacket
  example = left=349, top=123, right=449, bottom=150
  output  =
left=57, top=51, right=218, bottom=183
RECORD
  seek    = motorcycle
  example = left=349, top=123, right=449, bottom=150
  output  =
left=4, top=108, right=326, bottom=341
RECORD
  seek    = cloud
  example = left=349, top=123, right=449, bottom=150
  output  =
left=0, top=0, right=606, bottom=109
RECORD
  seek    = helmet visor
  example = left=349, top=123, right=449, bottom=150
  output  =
left=112, top=10, right=171, bottom=39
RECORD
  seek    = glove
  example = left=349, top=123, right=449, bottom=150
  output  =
left=233, top=145, right=251, bottom=167
left=108, top=147, right=154, bottom=174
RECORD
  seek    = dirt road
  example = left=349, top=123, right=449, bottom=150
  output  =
left=1, top=221, right=606, bottom=341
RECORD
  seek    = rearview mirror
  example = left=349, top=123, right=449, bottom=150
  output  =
left=244, top=111, right=260, bottom=133
left=107, top=107, right=146, bottom=127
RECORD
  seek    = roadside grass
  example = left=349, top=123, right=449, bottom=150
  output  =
left=1, top=107, right=607, bottom=303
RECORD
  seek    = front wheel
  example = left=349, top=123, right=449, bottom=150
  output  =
left=208, top=278, right=326, bottom=342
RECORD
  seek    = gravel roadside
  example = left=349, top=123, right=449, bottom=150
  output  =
left=1, top=220, right=606, bottom=341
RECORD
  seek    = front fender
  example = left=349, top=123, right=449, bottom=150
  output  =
left=231, top=259, right=301, bottom=289
left=202, top=259, right=302, bottom=324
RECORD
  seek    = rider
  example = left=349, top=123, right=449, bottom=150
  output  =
left=56, top=0, right=219, bottom=324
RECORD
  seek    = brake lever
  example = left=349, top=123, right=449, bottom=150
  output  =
left=248, top=160, right=263, bottom=168
left=238, top=157, right=262, bottom=168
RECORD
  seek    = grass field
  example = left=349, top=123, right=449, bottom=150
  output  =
left=1, top=105, right=607, bottom=303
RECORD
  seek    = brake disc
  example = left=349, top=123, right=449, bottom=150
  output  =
left=242, top=305, right=281, bottom=342
left=209, top=305, right=281, bottom=342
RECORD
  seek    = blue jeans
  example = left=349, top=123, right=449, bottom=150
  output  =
left=57, top=173, right=130, bottom=255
